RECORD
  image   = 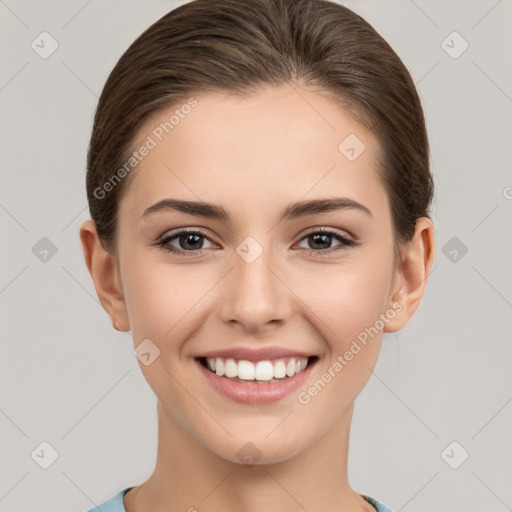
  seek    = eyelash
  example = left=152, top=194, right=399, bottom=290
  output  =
left=154, top=227, right=359, bottom=256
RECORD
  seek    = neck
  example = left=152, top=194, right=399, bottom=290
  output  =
left=124, top=400, right=375, bottom=512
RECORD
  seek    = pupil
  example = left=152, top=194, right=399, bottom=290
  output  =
left=182, top=234, right=202, bottom=250
left=311, top=233, right=331, bottom=250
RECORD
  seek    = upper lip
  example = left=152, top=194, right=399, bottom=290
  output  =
left=197, top=347, right=316, bottom=362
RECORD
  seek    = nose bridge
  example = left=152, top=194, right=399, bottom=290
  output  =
left=219, top=235, right=291, bottom=330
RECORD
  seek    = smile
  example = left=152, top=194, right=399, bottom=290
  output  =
left=196, top=355, right=319, bottom=404
left=201, top=356, right=314, bottom=382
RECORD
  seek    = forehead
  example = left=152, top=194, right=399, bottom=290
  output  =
left=119, top=84, right=389, bottom=223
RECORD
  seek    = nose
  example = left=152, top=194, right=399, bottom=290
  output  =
left=218, top=241, right=293, bottom=334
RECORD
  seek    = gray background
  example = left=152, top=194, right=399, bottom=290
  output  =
left=1, top=0, right=511, bottom=511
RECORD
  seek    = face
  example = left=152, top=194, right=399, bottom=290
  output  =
left=110, top=84, right=405, bottom=464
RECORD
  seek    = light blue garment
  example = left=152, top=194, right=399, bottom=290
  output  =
left=361, top=493, right=394, bottom=512
left=86, top=487, right=394, bottom=512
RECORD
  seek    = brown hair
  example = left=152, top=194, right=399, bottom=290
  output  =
left=86, top=0, right=434, bottom=259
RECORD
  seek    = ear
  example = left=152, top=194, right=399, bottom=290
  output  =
left=384, top=217, right=435, bottom=332
left=79, top=219, right=130, bottom=332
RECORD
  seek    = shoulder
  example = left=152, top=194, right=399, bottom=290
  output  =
left=85, top=487, right=134, bottom=512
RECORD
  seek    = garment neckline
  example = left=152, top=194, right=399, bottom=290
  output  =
left=119, top=487, right=386, bottom=512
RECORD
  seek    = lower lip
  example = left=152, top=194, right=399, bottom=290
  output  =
left=196, top=358, right=316, bottom=404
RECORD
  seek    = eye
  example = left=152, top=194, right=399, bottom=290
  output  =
left=295, top=228, right=358, bottom=254
left=156, top=229, right=216, bottom=254
left=154, top=227, right=358, bottom=256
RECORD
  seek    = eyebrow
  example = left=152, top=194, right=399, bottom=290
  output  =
left=140, top=197, right=372, bottom=222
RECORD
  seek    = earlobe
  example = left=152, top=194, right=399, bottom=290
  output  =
left=79, top=220, right=131, bottom=332
left=384, top=217, right=435, bottom=333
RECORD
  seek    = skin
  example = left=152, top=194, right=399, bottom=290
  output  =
left=80, top=83, right=435, bottom=512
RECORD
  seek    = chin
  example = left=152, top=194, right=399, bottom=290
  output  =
left=206, top=432, right=308, bottom=467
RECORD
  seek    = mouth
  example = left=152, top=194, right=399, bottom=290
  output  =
left=196, top=355, right=319, bottom=383
left=195, top=355, right=319, bottom=404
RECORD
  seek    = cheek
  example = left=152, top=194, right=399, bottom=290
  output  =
left=125, top=269, right=183, bottom=336
left=306, top=253, right=394, bottom=347
left=122, top=255, right=216, bottom=357
left=121, top=260, right=212, bottom=414
left=297, top=251, right=394, bottom=404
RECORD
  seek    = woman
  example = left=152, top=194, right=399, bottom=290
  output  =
left=80, top=0, right=435, bottom=510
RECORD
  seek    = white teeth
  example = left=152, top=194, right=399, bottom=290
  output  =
left=205, top=356, right=310, bottom=381
left=273, top=360, right=286, bottom=378
left=215, top=359, right=225, bottom=376
left=225, top=358, right=238, bottom=378
left=238, top=360, right=255, bottom=380
left=286, top=359, right=296, bottom=377
left=255, top=361, right=273, bottom=381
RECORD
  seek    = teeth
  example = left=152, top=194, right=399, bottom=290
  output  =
left=238, top=360, right=255, bottom=380
left=255, top=361, right=273, bottom=380
left=225, top=358, right=237, bottom=378
left=273, top=360, right=286, bottom=378
left=206, top=356, right=310, bottom=381
left=286, top=359, right=296, bottom=377
left=215, top=359, right=225, bottom=376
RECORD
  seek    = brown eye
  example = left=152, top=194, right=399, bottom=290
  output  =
left=296, top=229, right=357, bottom=254
left=157, top=229, right=216, bottom=254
